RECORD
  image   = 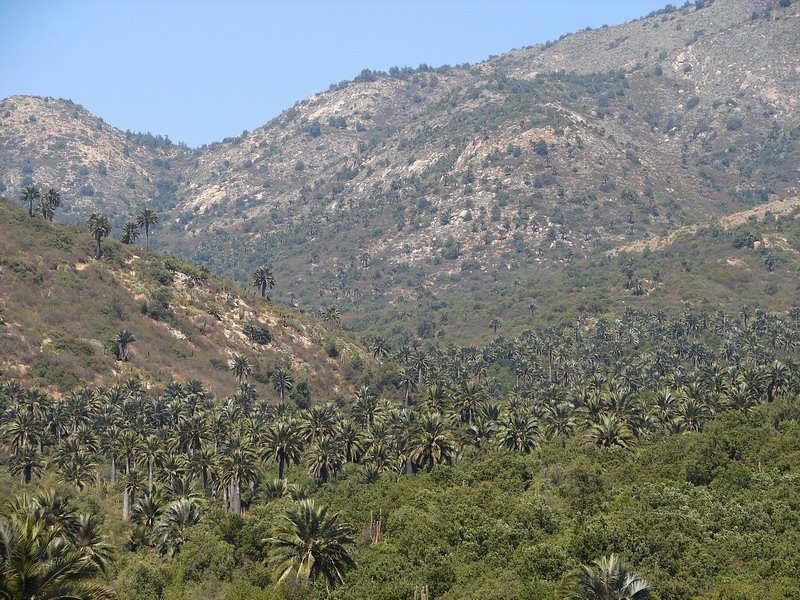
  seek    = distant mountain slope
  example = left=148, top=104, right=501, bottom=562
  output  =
left=0, top=198, right=365, bottom=396
left=0, top=0, right=798, bottom=341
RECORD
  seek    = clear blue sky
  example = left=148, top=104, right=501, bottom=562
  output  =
left=0, top=0, right=669, bottom=147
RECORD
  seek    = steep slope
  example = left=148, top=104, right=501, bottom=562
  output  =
left=0, top=0, right=798, bottom=341
left=0, top=198, right=366, bottom=397
left=0, top=97, right=192, bottom=221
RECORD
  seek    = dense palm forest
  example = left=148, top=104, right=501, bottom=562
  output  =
left=2, top=294, right=799, bottom=597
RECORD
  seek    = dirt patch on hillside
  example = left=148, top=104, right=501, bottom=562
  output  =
left=610, top=197, right=800, bottom=255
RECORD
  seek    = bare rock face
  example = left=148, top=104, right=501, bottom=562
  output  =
left=1, top=0, right=798, bottom=323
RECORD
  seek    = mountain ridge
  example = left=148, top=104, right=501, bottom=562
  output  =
left=1, top=0, right=798, bottom=341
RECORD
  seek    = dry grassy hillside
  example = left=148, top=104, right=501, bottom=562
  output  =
left=0, top=198, right=367, bottom=397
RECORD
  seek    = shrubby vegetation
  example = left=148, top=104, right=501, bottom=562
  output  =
left=1, top=296, right=799, bottom=598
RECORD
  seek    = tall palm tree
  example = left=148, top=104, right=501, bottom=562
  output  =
left=351, top=386, right=379, bottom=432
left=121, top=470, right=144, bottom=521
left=229, top=354, right=252, bottom=385
left=571, top=554, right=653, bottom=600
left=139, top=435, right=163, bottom=492
left=100, top=426, right=123, bottom=484
left=58, top=452, right=99, bottom=491
left=265, top=499, right=355, bottom=592
left=262, top=421, right=303, bottom=479
left=136, top=208, right=158, bottom=250
left=37, top=188, right=61, bottom=222
left=252, top=267, right=276, bottom=298
left=271, top=369, right=294, bottom=405
left=86, top=213, right=111, bottom=260
left=220, top=440, right=259, bottom=515
left=121, top=221, right=139, bottom=245
left=20, top=185, right=40, bottom=217
left=369, top=338, right=389, bottom=361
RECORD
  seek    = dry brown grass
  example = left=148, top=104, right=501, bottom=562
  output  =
left=0, top=198, right=367, bottom=398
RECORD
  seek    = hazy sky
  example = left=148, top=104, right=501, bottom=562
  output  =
left=0, top=1, right=669, bottom=147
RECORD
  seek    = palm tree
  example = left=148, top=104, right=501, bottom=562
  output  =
left=262, top=421, right=303, bottom=479
left=156, top=498, right=202, bottom=556
left=497, top=413, right=540, bottom=453
left=271, top=369, right=294, bottom=404
left=584, top=415, right=637, bottom=451
left=139, top=435, right=163, bottom=492
left=20, top=185, right=40, bottom=217
left=334, top=420, right=366, bottom=463
left=265, top=499, right=355, bottom=592
left=490, top=316, right=501, bottom=333
left=322, top=305, right=341, bottom=324
left=86, top=213, right=111, bottom=260
left=113, top=329, right=136, bottom=362
left=100, top=426, right=123, bottom=484
left=220, top=441, right=259, bottom=515
left=229, top=354, right=252, bottom=385
left=37, top=188, right=61, bottom=222
left=252, top=267, right=276, bottom=298
left=121, top=470, right=144, bottom=521
left=9, top=446, right=44, bottom=484
left=136, top=208, right=158, bottom=250
left=351, top=386, right=379, bottom=432
left=121, top=221, right=139, bottom=245
left=408, top=413, right=458, bottom=472
left=185, top=444, right=218, bottom=494
left=0, top=516, right=114, bottom=599
left=130, top=491, right=165, bottom=537
left=571, top=554, right=653, bottom=600
left=369, top=338, right=389, bottom=361
left=304, top=437, right=344, bottom=484
left=72, top=514, right=114, bottom=574
left=59, top=452, right=99, bottom=490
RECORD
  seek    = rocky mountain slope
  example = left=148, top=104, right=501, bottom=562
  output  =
left=0, top=198, right=366, bottom=396
left=1, top=0, right=798, bottom=340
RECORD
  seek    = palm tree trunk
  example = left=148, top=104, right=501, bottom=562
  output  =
left=148, top=463, right=153, bottom=493
left=123, top=491, right=130, bottom=520
left=110, top=456, right=117, bottom=484
left=231, top=480, right=242, bottom=515
left=278, top=457, right=285, bottom=480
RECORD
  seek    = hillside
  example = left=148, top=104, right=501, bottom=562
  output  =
left=0, top=0, right=798, bottom=343
left=0, top=198, right=367, bottom=397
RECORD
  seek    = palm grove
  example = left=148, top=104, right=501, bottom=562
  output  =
left=3, top=187, right=800, bottom=598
